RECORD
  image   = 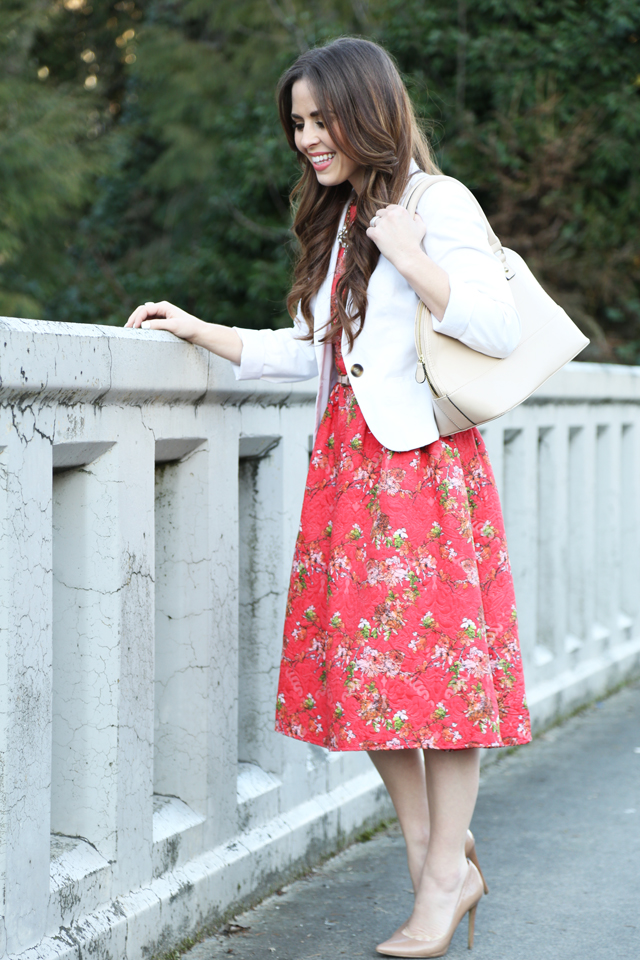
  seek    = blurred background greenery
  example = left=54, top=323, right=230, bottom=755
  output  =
left=1, top=0, right=639, bottom=361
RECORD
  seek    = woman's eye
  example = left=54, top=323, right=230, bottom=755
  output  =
left=293, top=123, right=304, bottom=132
left=316, top=121, right=325, bottom=129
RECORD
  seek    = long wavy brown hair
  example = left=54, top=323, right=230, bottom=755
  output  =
left=277, top=37, right=439, bottom=348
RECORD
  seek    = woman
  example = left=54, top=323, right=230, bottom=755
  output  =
left=126, top=37, right=531, bottom=958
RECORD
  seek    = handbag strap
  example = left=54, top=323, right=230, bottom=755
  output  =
left=404, top=173, right=511, bottom=275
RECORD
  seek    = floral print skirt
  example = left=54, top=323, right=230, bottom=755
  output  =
left=275, top=374, right=531, bottom=752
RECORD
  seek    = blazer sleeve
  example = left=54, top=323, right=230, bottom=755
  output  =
left=231, top=311, right=318, bottom=383
left=416, top=180, right=521, bottom=359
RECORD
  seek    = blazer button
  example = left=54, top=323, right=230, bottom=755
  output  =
left=350, top=363, right=364, bottom=377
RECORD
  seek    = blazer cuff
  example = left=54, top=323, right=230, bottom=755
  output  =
left=431, top=276, right=472, bottom=340
left=230, top=327, right=266, bottom=381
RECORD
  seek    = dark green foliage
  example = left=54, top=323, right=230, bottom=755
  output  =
left=1, top=0, right=639, bottom=359
left=380, top=0, right=640, bottom=360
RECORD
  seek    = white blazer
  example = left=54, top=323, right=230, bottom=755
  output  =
left=232, top=161, right=520, bottom=452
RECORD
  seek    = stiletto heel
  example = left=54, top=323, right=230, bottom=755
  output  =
left=467, top=903, right=477, bottom=950
left=376, top=860, right=484, bottom=957
left=384, top=832, right=488, bottom=949
left=465, top=830, right=489, bottom=895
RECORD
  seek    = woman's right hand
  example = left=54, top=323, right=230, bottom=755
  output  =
left=125, top=301, right=202, bottom=342
left=125, top=299, right=244, bottom=364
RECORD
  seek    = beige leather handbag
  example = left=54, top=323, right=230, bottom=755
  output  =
left=405, top=175, right=590, bottom=436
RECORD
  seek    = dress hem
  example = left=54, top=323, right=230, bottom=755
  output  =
left=275, top=726, right=532, bottom=752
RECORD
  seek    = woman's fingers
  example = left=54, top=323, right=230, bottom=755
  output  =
left=125, top=300, right=176, bottom=328
left=125, top=303, right=157, bottom=328
left=145, top=300, right=174, bottom=317
left=125, top=304, right=148, bottom=327
left=366, top=202, right=426, bottom=265
left=139, top=315, right=179, bottom=332
left=367, top=205, right=400, bottom=236
left=367, top=204, right=410, bottom=232
left=373, top=205, right=425, bottom=236
left=369, top=207, right=388, bottom=226
left=374, top=204, right=400, bottom=219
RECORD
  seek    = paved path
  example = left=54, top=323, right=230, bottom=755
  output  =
left=187, top=680, right=640, bottom=960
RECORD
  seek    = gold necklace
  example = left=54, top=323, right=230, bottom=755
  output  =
left=337, top=201, right=356, bottom=249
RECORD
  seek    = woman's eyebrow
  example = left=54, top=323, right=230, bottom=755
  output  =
left=291, top=110, right=321, bottom=119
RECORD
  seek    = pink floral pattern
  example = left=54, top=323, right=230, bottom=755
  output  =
left=275, top=204, right=531, bottom=752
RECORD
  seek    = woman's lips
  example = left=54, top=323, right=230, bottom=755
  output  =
left=309, top=152, right=336, bottom=171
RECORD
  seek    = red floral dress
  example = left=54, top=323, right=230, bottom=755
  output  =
left=275, top=203, right=531, bottom=751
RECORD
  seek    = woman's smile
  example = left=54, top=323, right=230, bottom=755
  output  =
left=308, top=151, right=337, bottom=171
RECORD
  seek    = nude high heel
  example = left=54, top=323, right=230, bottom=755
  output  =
left=382, top=830, right=488, bottom=948
left=376, top=860, right=484, bottom=957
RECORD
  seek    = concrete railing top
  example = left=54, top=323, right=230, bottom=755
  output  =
left=3, top=316, right=640, bottom=406
left=0, top=316, right=316, bottom=405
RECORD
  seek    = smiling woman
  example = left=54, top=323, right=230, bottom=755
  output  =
left=125, top=36, right=530, bottom=959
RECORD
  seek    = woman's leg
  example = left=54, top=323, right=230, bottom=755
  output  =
left=367, top=749, right=430, bottom=892
left=406, top=747, right=480, bottom=939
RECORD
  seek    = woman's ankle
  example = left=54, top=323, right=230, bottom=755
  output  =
left=419, top=854, right=467, bottom=893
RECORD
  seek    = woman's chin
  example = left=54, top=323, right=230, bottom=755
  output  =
left=314, top=169, right=337, bottom=184
left=312, top=162, right=364, bottom=193
left=314, top=169, right=349, bottom=188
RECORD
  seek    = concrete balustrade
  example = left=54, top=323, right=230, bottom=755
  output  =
left=480, top=362, right=640, bottom=726
left=0, top=317, right=638, bottom=959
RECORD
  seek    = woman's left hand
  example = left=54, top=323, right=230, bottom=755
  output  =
left=366, top=203, right=451, bottom=321
left=366, top=204, right=426, bottom=271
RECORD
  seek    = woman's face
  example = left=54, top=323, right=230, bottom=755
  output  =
left=291, top=78, right=365, bottom=194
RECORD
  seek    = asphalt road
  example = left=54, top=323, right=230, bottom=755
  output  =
left=187, top=678, right=640, bottom=960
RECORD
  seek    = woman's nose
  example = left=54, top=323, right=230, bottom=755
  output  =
left=299, top=123, right=319, bottom=150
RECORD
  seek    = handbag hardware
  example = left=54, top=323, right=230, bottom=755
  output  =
left=404, top=174, right=590, bottom=436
